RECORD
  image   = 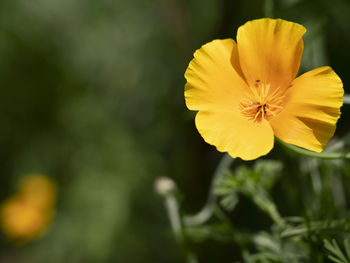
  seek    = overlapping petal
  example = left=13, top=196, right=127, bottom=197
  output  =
left=195, top=111, right=274, bottom=160
left=237, top=18, right=306, bottom=90
left=184, top=39, right=247, bottom=112
left=270, top=66, right=343, bottom=152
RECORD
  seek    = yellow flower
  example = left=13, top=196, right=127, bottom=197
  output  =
left=184, top=18, right=343, bottom=160
left=0, top=174, right=57, bottom=245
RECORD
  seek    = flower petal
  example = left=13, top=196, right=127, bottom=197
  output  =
left=237, top=18, right=306, bottom=90
left=270, top=66, right=343, bottom=152
left=195, top=111, right=274, bottom=160
left=185, top=39, right=247, bottom=112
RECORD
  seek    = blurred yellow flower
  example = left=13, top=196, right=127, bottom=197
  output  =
left=0, top=174, right=57, bottom=244
left=185, top=18, right=343, bottom=160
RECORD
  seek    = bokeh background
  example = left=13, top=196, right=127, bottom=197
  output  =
left=0, top=0, right=349, bottom=262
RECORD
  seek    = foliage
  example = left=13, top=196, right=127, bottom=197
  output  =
left=180, top=154, right=350, bottom=262
left=324, top=239, right=350, bottom=263
left=215, top=160, right=283, bottom=225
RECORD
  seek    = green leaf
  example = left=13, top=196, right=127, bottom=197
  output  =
left=345, top=239, right=350, bottom=259
left=214, top=160, right=284, bottom=226
left=324, top=239, right=350, bottom=263
left=281, top=220, right=350, bottom=238
left=185, top=223, right=234, bottom=243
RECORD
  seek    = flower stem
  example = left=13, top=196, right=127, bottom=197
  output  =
left=343, top=94, right=350, bottom=104
left=276, top=137, right=350, bottom=159
left=155, top=177, right=198, bottom=263
left=264, top=0, right=274, bottom=17
left=164, top=194, right=182, bottom=242
left=325, top=132, right=350, bottom=153
left=183, top=154, right=235, bottom=226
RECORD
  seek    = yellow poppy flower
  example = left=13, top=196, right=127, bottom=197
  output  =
left=0, top=174, right=57, bottom=245
left=184, top=18, right=343, bottom=160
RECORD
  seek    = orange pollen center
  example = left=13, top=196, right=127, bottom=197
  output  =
left=240, top=82, right=285, bottom=122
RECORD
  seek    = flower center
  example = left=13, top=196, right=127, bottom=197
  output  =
left=240, top=82, right=285, bottom=122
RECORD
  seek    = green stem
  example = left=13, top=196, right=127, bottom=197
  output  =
left=326, top=132, right=350, bottom=152
left=164, top=194, right=198, bottom=263
left=155, top=177, right=198, bottom=263
left=183, top=154, right=235, bottom=226
left=164, top=195, right=182, bottom=242
left=343, top=94, right=350, bottom=104
left=276, top=137, right=350, bottom=159
left=264, top=0, right=274, bottom=17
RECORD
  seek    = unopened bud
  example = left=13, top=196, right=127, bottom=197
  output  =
left=154, top=176, right=176, bottom=197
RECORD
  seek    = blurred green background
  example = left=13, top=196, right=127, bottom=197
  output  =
left=0, top=0, right=349, bottom=262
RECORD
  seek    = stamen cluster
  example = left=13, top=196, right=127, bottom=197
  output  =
left=240, top=82, right=285, bottom=122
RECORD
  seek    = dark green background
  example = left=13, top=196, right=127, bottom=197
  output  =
left=0, top=0, right=349, bottom=262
